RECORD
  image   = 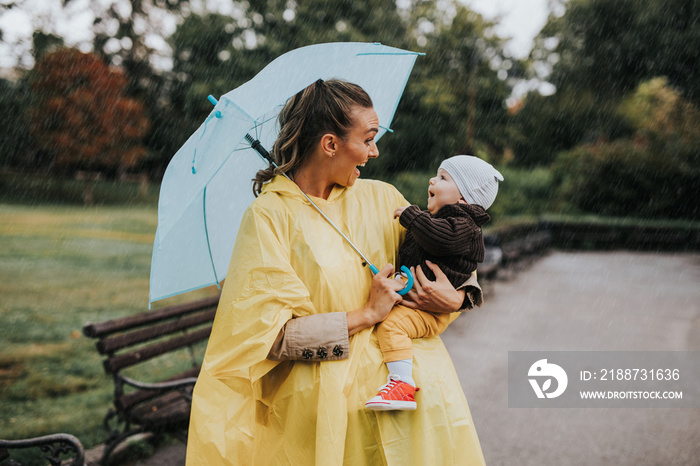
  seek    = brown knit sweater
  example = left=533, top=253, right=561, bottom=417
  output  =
left=398, top=203, right=490, bottom=289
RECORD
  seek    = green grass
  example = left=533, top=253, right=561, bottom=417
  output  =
left=0, top=204, right=216, bottom=451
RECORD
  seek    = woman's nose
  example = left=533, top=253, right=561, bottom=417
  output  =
left=369, top=143, right=378, bottom=158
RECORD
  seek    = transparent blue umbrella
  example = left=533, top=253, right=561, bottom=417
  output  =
left=149, top=42, right=421, bottom=306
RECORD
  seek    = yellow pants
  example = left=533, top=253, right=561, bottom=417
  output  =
left=376, top=305, right=456, bottom=362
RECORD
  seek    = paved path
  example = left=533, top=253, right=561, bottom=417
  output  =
left=127, top=251, right=699, bottom=465
left=442, top=251, right=700, bottom=466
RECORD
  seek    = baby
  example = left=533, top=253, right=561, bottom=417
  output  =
left=365, top=155, right=504, bottom=410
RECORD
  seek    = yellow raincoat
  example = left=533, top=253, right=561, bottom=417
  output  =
left=186, top=175, right=485, bottom=465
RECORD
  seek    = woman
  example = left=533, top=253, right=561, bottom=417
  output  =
left=186, top=80, right=485, bottom=465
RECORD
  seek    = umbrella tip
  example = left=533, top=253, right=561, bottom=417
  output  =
left=207, top=95, right=218, bottom=106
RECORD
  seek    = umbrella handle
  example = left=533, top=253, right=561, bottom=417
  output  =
left=397, top=266, right=414, bottom=296
left=367, top=264, right=414, bottom=296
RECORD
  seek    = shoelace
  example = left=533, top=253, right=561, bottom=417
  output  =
left=377, top=379, right=401, bottom=394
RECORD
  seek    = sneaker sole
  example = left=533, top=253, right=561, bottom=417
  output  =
left=364, top=401, right=417, bottom=411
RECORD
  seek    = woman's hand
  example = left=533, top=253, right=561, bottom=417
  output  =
left=401, top=260, right=465, bottom=313
left=347, top=264, right=403, bottom=335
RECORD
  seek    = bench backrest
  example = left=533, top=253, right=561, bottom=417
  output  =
left=83, top=294, right=220, bottom=374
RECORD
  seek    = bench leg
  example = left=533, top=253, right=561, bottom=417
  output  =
left=100, top=428, right=144, bottom=466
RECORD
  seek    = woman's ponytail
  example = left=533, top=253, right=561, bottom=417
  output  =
left=252, top=79, right=372, bottom=197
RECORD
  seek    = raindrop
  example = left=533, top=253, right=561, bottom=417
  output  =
left=104, top=38, right=121, bottom=55
left=218, top=50, right=231, bottom=61
left=120, top=37, right=133, bottom=51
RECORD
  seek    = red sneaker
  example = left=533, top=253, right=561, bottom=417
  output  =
left=365, top=375, right=419, bottom=411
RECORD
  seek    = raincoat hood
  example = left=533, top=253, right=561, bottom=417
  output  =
left=260, top=174, right=353, bottom=205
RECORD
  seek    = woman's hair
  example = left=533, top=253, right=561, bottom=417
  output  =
left=252, top=79, right=373, bottom=196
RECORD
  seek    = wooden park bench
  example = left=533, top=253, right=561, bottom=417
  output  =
left=82, top=294, right=220, bottom=465
left=0, top=433, right=85, bottom=466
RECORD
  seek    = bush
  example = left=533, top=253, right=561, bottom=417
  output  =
left=553, top=140, right=699, bottom=219
left=488, top=166, right=557, bottom=218
left=0, top=171, right=159, bottom=206
left=551, top=78, right=700, bottom=221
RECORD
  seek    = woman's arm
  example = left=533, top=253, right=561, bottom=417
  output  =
left=267, top=263, right=404, bottom=361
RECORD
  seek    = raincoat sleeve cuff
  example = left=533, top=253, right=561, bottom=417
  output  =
left=456, top=272, right=483, bottom=311
left=267, top=312, right=350, bottom=361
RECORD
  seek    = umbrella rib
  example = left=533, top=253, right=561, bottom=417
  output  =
left=355, top=49, right=424, bottom=56
left=249, top=113, right=279, bottom=141
left=202, top=186, right=221, bottom=288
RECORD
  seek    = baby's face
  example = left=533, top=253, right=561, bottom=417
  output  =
left=427, top=168, right=464, bottom=214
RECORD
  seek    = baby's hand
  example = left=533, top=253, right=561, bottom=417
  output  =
left=394, top=206, right=408, bottom=219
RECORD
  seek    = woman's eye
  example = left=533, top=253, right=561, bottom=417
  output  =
left=365, top=138, right=374, bottom=146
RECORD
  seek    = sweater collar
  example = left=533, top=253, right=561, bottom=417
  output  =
left=434, top=203, right=490, bottom=226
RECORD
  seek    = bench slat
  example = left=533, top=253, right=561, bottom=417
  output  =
left=129, top=392, right=192, bottom=430
left=83, top=294, right=220, bottom=338
left=97, top=309, right=217, bottom=354
left=104, top=327, right=212, bottom=373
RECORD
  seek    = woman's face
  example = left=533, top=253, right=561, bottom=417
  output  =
left=331, top=106, right=379, bottom=187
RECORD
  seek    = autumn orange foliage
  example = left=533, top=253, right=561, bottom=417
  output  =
left=28, top=48, right=150, bottom=176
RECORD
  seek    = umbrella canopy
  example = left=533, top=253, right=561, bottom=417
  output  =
left=150, top=42, right=421, bottom=305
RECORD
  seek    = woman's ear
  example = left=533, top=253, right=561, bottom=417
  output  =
left=320, top=133, right=337, bottom=158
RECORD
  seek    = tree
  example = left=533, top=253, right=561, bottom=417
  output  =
left=85, top=0, right=190, bottom=99
left=0, top=78, right=31, bottom=169
left=367, top=2, right=512, bottom=176
left=28, top=48, right=150, bottom=177
left=165, top=0, right=411, bottom=174
left=511, top=0, right=700, bottom=167
left=162, top=0, right=513, bottom=178
left=553, top=78, right=700, bottom=219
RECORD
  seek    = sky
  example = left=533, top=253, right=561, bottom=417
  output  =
left=464, top=0, right=550, bottom=59
left=0, top=0, right=551, bottom=96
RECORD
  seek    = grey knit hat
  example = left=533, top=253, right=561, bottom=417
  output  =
left=439, top=155, right=504, bottom=210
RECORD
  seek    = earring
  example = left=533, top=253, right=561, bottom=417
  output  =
left=332, top=152, right=336, bottom=157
